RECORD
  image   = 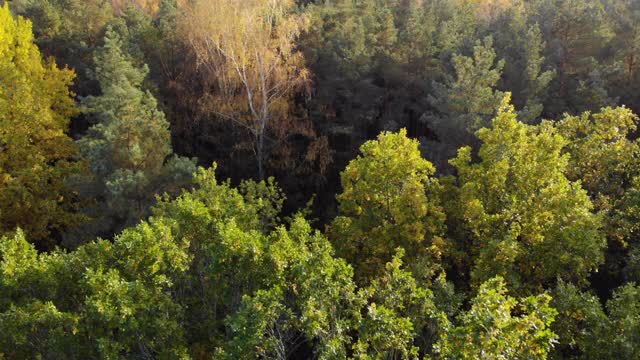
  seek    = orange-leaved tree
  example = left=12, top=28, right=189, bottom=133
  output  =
left=179, top=0, right=312, bottom=179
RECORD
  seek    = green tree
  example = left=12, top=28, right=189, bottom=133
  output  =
left=436, top=276, right=557, bottom=360
left=77, top=26, right=195, bottom=239
left=597, top=283, right=640, bottom=359
left=0, top=3, right=85, bottom=245
left=14, top=0, right=111, bottom=47
left=557, top=107, right=639, bottom=213
left=328, top=129, right=446, bottom=282
left=152, top=166, right=362, bottom=357
left=424, top=36, right=505, bottom=168
left=428, top=36, right=505, bottom=134
left=557, top=107, right=640, bottom=289
left=0, top=222, right=191, bottom=358
left=476, top=4, right=554, bottom=123
left=517, top=24, right=556, bottom=123
left=602, top=0, right=640, bottom=112
left=550, top=280, right=640, bottom=359
left=13, top=0, right=114, bottom=97
left=352, top=249, right=448, bottom=359
left=433, top=0, right=478, bottom=56
left=448, top=94, right=604, bottom=293
left=529, top=0, right=614, bottom=114
left=615, top=178, right=640, bottom=283
left=549, top=280, right=608, bottom=359
left=395, top=0, right=438, bottom=71
left=557, top=107, right=639, bottom=245
left=303, top=0, right=400, bottom=78
left=217, top=217, right=360, bottom=359
left=605, top=0, right=640, bottom=82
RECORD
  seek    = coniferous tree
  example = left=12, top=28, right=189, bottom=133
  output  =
left=424, top=36, right=505, bottom=169
left=14, top=0, right=114, bottom=97
left=433, top=0, right=478, bottom=55
left=604, top=0, right=640, bottom=113
left=428, top=36, right=505, bottom=135
left=517, top=24, right=556, bottom=123
left=76, top=26, right=195, bottom=240
left=529, top=0, right=614, bottom=114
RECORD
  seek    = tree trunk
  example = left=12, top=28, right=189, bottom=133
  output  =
left=257, top=130, right=265, bottom=180
left=257, top=115, right=267, bottom=180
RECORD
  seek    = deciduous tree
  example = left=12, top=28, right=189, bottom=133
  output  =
left=448, top=94, right=604, bottom=293
left=551, top=280, right=640, bottom=359
left=329, top=129, right=446, bottom=282
left=179, top=0, right=312, bottom=180
left=0, top=4, right=85, bottom=245
left=437, top=276, right=557, bottom=360
left=353, top=249, right=448, bottom=359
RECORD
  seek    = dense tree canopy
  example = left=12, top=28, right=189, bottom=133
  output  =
left=0, top=167, right=556, bottom=358
left=2, top=0, right=640, bottom=358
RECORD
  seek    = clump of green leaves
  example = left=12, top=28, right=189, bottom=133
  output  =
left=448, top=94, right=604, bottom=294
left=329, top=129, right=446, bottom=283
left=437, top=276, right=557, bottom=360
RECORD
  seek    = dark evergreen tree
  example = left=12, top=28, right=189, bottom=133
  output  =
left=73, top=26, right=195, bottom=242
left=423, top=36, right=505, bottom=170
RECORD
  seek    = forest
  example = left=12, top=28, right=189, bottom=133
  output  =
left=1, top=0, right=640, bottom=358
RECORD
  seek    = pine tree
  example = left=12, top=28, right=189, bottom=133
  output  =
left=429, top=36, right=505, bottom=135
left=529, top=0, right=613, bottom=114
left=517, top=24, right=555, bottom=123
left=423, top=36, right=505, bottom=169
left=16, top=0, right=114, bottom=97
left=77, top=26, right=195, bottom=238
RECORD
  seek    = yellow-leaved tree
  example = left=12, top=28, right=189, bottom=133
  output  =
left=0, top=4, right=84, bottom=245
